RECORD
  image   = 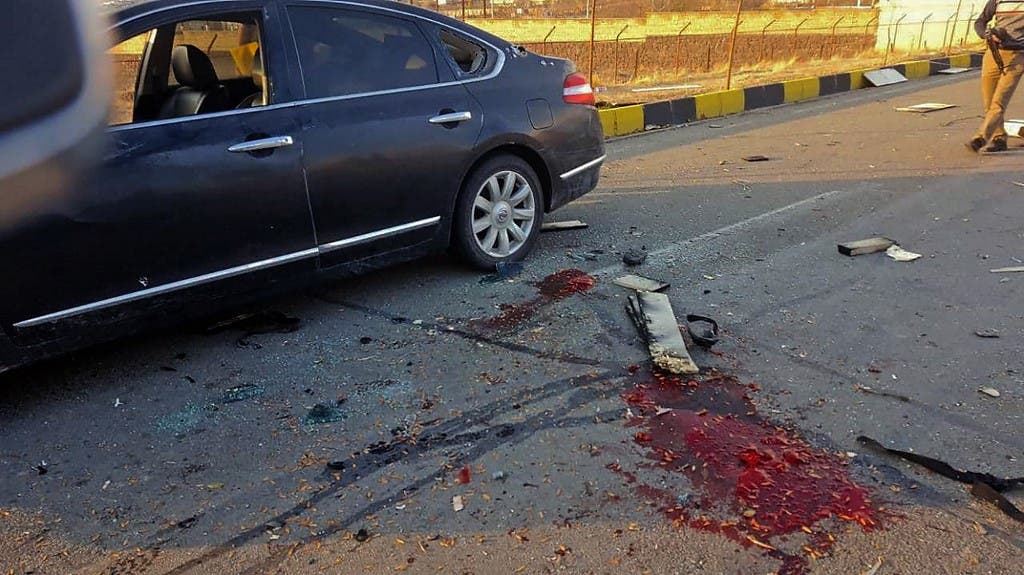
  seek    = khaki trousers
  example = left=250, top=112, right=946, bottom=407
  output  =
left=975, top=48, right=1024, bottom=141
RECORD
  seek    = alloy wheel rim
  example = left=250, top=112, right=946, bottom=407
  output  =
left=471, top=170, right=536, bottom=258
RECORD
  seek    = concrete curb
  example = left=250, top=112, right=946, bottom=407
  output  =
left=597, top=52, right=982, bottom=137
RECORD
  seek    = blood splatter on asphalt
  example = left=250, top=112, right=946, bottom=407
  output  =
left=617, top=369, right=877, bottom=574
left=476, top=269, right=595, bottom=330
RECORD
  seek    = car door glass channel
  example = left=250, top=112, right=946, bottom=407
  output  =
left=317, top=216, right=441, bottom=254
left=13, top=248, right=319, bottom=328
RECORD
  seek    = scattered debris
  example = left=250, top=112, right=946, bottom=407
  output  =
left=203, top=308, right=299, bottom=335
left=359, top=336, right=373, bottom=345
left=354, top=528, right=370, bottom=542
left=566, top=250, right=601, bottom=262
left=742, top=155, right=770, bottom=162
left=481, top=261, right=524, bottom=283
left=864, top=68, right=908, bottom=87
left=492, top=471, right=508, bottom=482
left=863, top=557, right=884, bottom=575
left=452, top=495, right=465, bottom=512
left=979, top=387, right=1001, bottom=398
left=938, top=66, right=972, bottom=74
left=1005, top=119, right=1024, bottom=137
left=326, top=461, right=346, bottom=471
left=177, top=516, right=198, bottom=529
left=857, top=436, right=1024, bottom=522
left=457, top=465, right=472, bottom=484
left=1013, top=181, right=1024, bottom=187
left=854, top=384, right=910, bottom=403
left=113, top=398, right=123, bottom=408
left=990, top=266, right=1024, bottom=273
left=885, top=244, right=922, bottom=262
left=655, top=407, right=673, bottom=416
left=626, top=291, right=699, bottom=375
left=541, top=220, right=588, bottom=232
left=205, top=310, right=301, bottom=347
left=838, top=237, right=895, bottom=256
left=975, top=329, right=1001, bottom=338
left=221, top=383, right=264, bottom=403
left=684, top=314, right=720, bottom=348
left=35, top=462, right=48, bottom=476
left=622, top=248, right=648, bottom=266
left=305, top=403, right=346, bottom=425
left=895, top=103, right=956, bottom=113
left=613, top=274, right=669, bottom=292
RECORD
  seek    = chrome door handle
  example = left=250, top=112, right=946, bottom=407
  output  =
left=228, top=135, right=294, bottom=153
left=428, top=111, right=472, bottom=124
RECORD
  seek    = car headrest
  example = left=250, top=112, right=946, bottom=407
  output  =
left=252, top=47, right=264, bottom=85
left=171, top=44, right=220, bottom=89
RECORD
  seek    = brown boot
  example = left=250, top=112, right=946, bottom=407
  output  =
left=981, top=137, right=1008, bottom=153
left=965, top=136, right=986, bottom=153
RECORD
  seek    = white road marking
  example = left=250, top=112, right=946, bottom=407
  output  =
left=592, top=188, right=850, bottom=277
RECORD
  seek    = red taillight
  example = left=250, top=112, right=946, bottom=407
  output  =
left=563, top=73, right=595, bottom=105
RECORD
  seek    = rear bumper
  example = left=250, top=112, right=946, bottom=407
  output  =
left=549, top=153, right=604, bottom=210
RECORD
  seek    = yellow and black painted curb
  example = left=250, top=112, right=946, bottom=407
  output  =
left=597, top=52, right=982, bottom=138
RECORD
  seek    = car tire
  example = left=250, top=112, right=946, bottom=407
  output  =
left=452, top=154, right=544, bottom=269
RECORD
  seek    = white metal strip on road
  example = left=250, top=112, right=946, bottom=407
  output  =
left=592, top=188, right=850, bottom=277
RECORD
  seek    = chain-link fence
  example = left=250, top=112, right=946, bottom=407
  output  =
left=397, top=1, right=985, bottom=94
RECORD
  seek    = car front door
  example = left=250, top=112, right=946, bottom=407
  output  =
left=0, top=3, right=316, bottom=340
left=283, top=4, right=483, bottom=266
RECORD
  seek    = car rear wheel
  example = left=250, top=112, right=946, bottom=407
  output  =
left=453, top=155, right=543, bottom=269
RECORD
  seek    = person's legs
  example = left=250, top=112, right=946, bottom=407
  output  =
left=974, top=50, right=1002, bottom=140
left=980, top=50, right=1024, bottom=144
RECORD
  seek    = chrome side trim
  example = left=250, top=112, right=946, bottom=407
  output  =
left=559, top=155, right=607, bottom=180
left=428, top=111, right=472, bottom=124
left=109, top=1, right=506, bottom=134
left=13, top=248, right=319, bottom=328
left=228, top=135, right=294, bottom=153
left=318, top=216, right=441, bottom=254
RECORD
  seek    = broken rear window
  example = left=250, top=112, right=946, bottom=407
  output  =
left=440, top=29, right=486, bottom=75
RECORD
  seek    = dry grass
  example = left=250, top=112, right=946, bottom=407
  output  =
left=469, top=8, right=879, bottom=43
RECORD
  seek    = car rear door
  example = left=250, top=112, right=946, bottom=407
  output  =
left=283, top=3, right=484, bottom=267
left=0, top=2, right=316, bottom=339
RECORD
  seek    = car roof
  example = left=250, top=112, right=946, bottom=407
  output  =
left=104, top=0, right=510, bottom=47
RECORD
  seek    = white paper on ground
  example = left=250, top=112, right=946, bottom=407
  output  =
left=886, top=244, right=922, bottom=262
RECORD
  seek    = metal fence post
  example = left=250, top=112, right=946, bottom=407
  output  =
left=942, top=13, right=957, bottom=54
left=884, top=13, right=908, bottom=64
left=963, top=6, right=976, bottom=46
left=864, top=14, right=878, bottom=36
left=613, top=24, right=629, bottom=84
left=588, top=0, right=597, bottom=82
left=542, top=25, right=556, bottom=52
left=827, top=17, right=844, bottom=58
left=675, top=23, right=691, bottom=73
left=725, top=0, right=743, bottom=90
left=760, top=19, right=776, bottom=62
left=946, top=0, right=964, bottom=53
left=918, top=12, right=932, bottom=51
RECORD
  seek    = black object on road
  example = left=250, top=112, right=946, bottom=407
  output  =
left=685, top=314, right=720, bottom=348
left=623, top=248, right=648, bottom=266
left=857, top=435, right=1024, bottom=522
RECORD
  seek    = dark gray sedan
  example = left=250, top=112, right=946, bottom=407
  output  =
left=0, top=0, right=605, bottom=371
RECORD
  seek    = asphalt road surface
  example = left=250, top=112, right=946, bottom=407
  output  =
left=2, top=72, right=1023, bottom=575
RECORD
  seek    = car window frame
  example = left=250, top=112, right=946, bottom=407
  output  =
left=280, top=0, right=505, bottom=105
left=110, top=0, right=507, bottom=121
left=435, top=27, right=495, bottom=80
left=283, top=3, right=445, bottom=101
left=108, top=1, right=285, bottom=133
